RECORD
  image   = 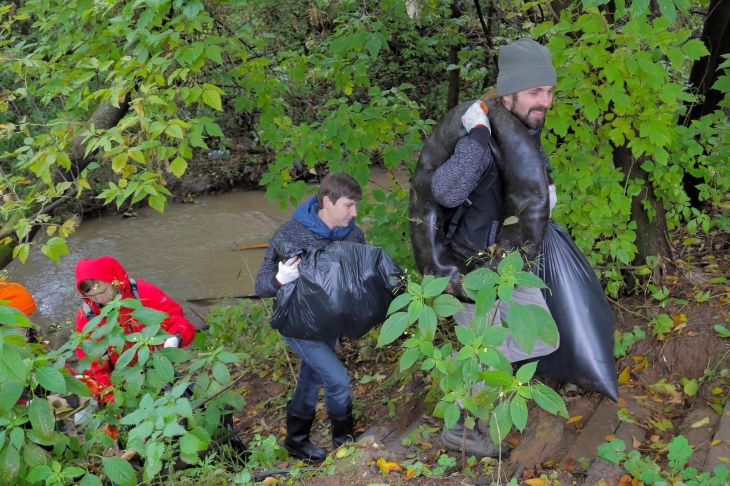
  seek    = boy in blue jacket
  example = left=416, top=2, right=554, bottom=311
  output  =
left=255, top=172, right=365, bottom=463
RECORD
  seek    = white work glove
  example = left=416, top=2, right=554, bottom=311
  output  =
left=276, top=257, right=300, bottom=285
left=164, top=335, right=180, bottom=348
left=461, top=101, right=490, bottom=133
left=548, top=184, right=557, bottom=217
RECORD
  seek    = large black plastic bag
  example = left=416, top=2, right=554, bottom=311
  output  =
left=270, top=241, right=405, bottom=340
left=531, top=221, right=619, bottom=401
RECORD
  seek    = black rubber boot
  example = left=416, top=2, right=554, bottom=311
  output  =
left=284, top=403, right=326, bottom=463
left=330, top=403, right=355, bottom=449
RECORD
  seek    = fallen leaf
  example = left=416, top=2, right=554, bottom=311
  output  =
left=632, top=356, right=648, bottom=373
left=618, top=397, right=629, bottom=407
left=406, top=468, right=417, bottom=478
left=566, top=415, right=583, bottom=424
left=632, top=436, right=642, bottom=448
left=712, top=439, right=722, bottom=446
left=691, top=417, right=710, bottom=428
left=619, top=367, right=631, bottom=384
left=261, top=478, right=278, bottom=486
left=377, top=457, right=401, bottom=475
left=687, top=331, right=698, bottom=337
left=525, top=479, right=547, bottom=486
left=617, top=475, right=633, bottom=486
left=605, top=434, right=616, bottom=442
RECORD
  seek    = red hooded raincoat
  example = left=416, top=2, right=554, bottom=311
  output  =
left=74, top=256, right=196, bottom=403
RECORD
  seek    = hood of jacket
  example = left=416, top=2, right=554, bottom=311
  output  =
left=292, top=195, right=354, bottom=240
left=76, top=256, right=133, bottom=314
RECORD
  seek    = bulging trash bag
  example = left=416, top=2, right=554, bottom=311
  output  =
left=531, top=221, right=619, bottom=401
left=271, top=241, right=405, bottom=340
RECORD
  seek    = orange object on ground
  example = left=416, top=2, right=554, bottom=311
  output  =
left=104, top=423, right=118, bottom=439
left=0, top=280, right=36, bottom=315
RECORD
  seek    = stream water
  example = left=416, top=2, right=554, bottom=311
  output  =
left=5, top=190, right=294, bottom=344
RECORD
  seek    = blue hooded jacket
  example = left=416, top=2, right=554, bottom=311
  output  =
left=292, top=195, right=354, bottom=240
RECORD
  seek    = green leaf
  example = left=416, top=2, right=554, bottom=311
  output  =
left=40, top=237, right=70, bottom=262
left=655, top=0, right=676, bottom=22
left=0, top=342, right=27, bottom=383
left=0, top=444, right=20, bottom=484
left=513, top=272, right=548, bottom=289
left=463, top=268, right=498, bottom=291
left=418, top=306, right=437, bottom=337
left=164, top=124, right=184, bottom=139
left=169, top=157, right=188, bottom=177
left=399, top=347, right=421, bottom=371
left=130, top=307, right=168, bottom=326
left=505, top=303, right=538, bottom=354
left=489, top=400, right=513, bottom=443
left=0, top=382, right=24, bottom=414
left=64, top=374, right=92, bottom=397
left=531, top=383, right=568, bottom=418
left=432, top=294, right=462, bottom=317
left=515, top=361, right=538, bottom=384
left=681, top=39, right=710, bottom=61
left=683, top=379, right=698, bottom=397
left=36, top=365, right=67, bottom=393
left=62, top=466, right=87, bottom=479
left=202, top=90, right=223, bottom=111
left=377, top=312, right=409, bottom=347
left=481, top=370, right=514, bottom=387
left=407, top=300, right=423, bottom=324
left=103, top=457, right=137, bottom=486
left=79, top=474, right=104, bottom=486
left=26, top=465, right=52, bottom=483
left=29, top=398, right=55, bottom=440
left=180, top=433, right=206, bottom=460
left=387, top=292, right=412, bottom=314
left=510, top=394, right=528, bottom=431
left=444, top=403, right=461, bottom=430
left=422, top=276, right=450, bottom=297
left=145, top=441, right=164, bottom=480
left=163, top=422, right=188, bottom=438
left=212, top=361, right=231, bottom=384
left=455, top=325, right=476, bottom=346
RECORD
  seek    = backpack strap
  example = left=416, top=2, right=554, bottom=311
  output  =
left=128, top=278, right=140, bottom=300
left=443, top=166, right=500, bottom=246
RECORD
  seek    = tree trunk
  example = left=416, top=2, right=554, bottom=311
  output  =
left=682, top=0, right=730, bottom=205
left=58, top=93, right=132, bottom=182
left=685, top=0, right=730, bottom=122
left=446, top=0, right=462, bottom=110
left=613, top=146, right=675, bottom=282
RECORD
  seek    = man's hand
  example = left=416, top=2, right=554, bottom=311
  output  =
left=461, top=101, right=490, bottom=133
left=276, top=257, right=300, bottom=285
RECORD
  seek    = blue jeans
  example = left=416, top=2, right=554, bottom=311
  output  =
left=284, top=336, right=351, bottom=417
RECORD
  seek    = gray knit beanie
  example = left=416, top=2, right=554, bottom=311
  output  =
left=497, top=38, right=557, bottom=96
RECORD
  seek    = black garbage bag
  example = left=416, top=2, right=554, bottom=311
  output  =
left=270, top=241, right=405, bottom=340
left=531, top=221, right=619, bottom=401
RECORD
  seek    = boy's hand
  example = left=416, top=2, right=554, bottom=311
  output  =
left=276, top=257, right=300, bottom=285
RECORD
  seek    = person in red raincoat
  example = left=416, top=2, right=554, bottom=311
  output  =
left=74, top=255, right=196, bottom=404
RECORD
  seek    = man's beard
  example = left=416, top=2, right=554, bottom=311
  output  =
left=510, top=106, right=547, bottom=130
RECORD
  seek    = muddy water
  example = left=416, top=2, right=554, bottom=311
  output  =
left=5, top=190, right=294, bottom=340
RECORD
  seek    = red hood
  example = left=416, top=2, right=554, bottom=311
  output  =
left=75, top=256, right=134, bottom=302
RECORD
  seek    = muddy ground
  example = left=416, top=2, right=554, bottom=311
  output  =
left=223, top=238, right=730, bottom=485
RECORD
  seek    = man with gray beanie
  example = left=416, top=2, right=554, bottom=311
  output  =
left=430, top=38, right=560, bottom=458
